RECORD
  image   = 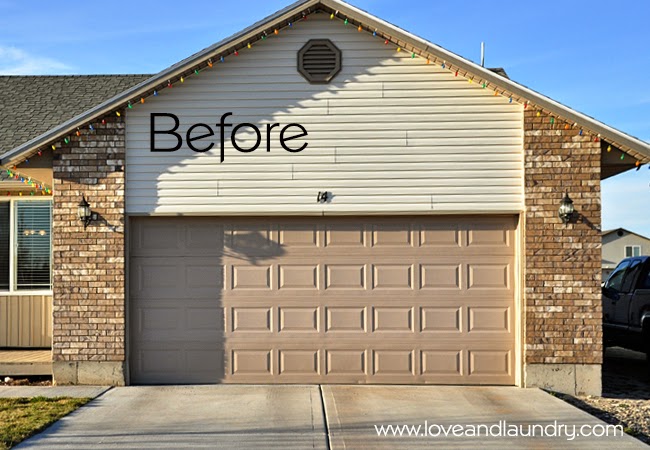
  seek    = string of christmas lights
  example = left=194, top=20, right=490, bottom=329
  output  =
left=5, top=7, right=648, bottom=175
left=2, top=168, right=52, bottom=196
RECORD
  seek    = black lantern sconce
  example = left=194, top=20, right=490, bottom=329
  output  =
left=78, top=195, right=98, bottom=229
left=558, top=192, right=575, bottom=224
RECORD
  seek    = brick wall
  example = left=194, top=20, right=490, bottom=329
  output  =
left=52, top=112, right=126, bottom=364
left=524, top=109, right=602, bottom=365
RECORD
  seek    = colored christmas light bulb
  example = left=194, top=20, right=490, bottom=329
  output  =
left=38, top=150, right=42, bottom=156
left=344, top=18, right=348, bottom=25
left=536, top=111, right=541, bottom=117
left=234, top=50, right=239, bottom=56
left=220, top=56, right=225, bottom=62
left=579, top=129, right=583, bottom=135
left=620, top=153, right=624, bottom=160
left=180, top=77, right=184, bottom=83
left=274, top=29, right=279, bottom=35
left=550, top=117, right=554, bottom=124
left=330, top=12, right=334, bottom=19
left=358, top=25, right=362, bottom=32
left=247, top=43, right=251, bottom=49
left=140, top=97, right=145, bottom=104
left=168, top=80, right=172, bottom=88
left=194, top=69, right=199, bottom=74
left=51, top=145, right=56, bottom=150
left=411, top=52, right=416, bottom=58
left=128, top=101, right=133, bottom=108
left=208, top=59, right=213, bottom=68
left=76, top=129, right=81, bottom=136
left=116, top=111, right=121, bottom=117
left=384, top=39, right=389, bottom=45
left=397, top=47, right=401, bottom=52
left=607, top=145, right=612, bottom=152
left=64, top=137, right=69, bottom=144
left=89, top=124, right=94, bottom=130
left=509, top=97, right=513, bottom=103
left=153, top=91, right=158, bottom=97
left=373, top=30, right=377, bottom=37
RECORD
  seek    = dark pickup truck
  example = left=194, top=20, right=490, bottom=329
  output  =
left=602, top=256, right=650, bottom=359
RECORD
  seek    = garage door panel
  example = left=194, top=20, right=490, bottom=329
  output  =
left=370, top=225, right=414, bottom=247
left=278, top=264, right=319, bottom=290
left=131, top=257, right=223, bottom=299
left=131, top=346, right=225, bottom=384
left=278, top=226, right=319, bottom=248
left=130, top=215, right=516, bottom=385
left=371, top=264, right=414, bottom=290
left=230, top=265, right=272, bottom=290
left=324, top=226, right=366, bottom=247
left=278, top=307, right=319, bottom=333
left=134, top=307, right=224, bottom=340
left=130, top=219, right=226, bottom=257
left=230, top=307, right=273, bottom=333
left=420, top=307, right=463, bottom=332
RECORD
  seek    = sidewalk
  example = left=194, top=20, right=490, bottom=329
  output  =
left=0, top=386, right=110, bottom=398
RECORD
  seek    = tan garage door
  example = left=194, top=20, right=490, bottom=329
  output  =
left=129, top=216, right=516, bottom=385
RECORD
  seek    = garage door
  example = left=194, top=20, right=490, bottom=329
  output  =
left=129, top=216, right=516, bottom=384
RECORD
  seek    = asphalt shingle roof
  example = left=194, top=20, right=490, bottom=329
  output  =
left=0, top=75, right=151, bottom=157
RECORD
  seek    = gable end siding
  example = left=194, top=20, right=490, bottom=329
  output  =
left=125, top=14, right=523, bottom=215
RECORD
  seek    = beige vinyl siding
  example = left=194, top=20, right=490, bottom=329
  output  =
left=0, top=295, right=52, bottom=347
left=125, top=14, right=523, bottom=215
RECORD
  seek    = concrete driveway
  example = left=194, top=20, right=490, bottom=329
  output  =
left=17, top=386, right=644, bottom=449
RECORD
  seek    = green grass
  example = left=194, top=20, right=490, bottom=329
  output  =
left=0, top=397, right=90, bottom=449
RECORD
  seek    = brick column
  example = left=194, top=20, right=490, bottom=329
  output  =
left=51, top=112, right=126, bottom=385
left=523, top=109, right=602, bottom=395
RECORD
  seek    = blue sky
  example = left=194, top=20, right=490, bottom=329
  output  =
left=1, top=0, right=648, bottom=235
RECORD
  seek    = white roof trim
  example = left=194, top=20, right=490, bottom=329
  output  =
left=2, top=0, right=649, bottom=166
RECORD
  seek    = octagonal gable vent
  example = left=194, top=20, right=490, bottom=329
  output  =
left=298, top=39, right=341, bottom=84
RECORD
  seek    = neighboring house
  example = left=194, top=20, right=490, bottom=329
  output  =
left=602, top=228, right=650, bottom=280
left=0, top=0, right=649, bottom=396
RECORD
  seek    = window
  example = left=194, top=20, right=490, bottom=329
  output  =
left=0, top=203, right=9, bottom=290
left=621, top=259, right=642, bottom=293
left=0, top=200, right=52, bottom=292
left=625, top=245, right=641, bottom=258
left=605, top=259, right=630, bottom=292
left=642, top=267, right=650, bottom=290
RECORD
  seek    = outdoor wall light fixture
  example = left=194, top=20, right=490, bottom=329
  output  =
left=78, top=195, right=98, bottom=229
left=558, top=192, right=575, bottom=224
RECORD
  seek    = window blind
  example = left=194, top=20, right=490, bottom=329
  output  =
left=15, top=201, right=52, bottom=290
left=0, top=202, right=8, bottom=290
